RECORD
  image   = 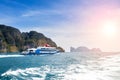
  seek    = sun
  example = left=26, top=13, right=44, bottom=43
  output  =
left=102, top=21, right=117, bottom=37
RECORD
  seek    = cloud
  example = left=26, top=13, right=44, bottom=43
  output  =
left=22, top=10, right=42, bottom=17
left=24, top=4, right=120, bottom=52
left=0, top=16, right=17, bottom=25
left=1, top=0, right=120, bottom=51
left=21, top=9, right=62, bottom=17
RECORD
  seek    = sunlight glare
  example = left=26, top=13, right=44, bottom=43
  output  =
left=102, top=21, right=117, bottom=37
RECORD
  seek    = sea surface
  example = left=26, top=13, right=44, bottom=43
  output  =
left=0, top=52, right=120, bottom=80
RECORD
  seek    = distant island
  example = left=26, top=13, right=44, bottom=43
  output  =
left=70, top=46, right=102, bottom=52
left=0, top=24, right=65, bottom=53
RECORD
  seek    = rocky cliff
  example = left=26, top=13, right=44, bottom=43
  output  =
left=70, top=46, right=101, bottom=52
left=0, top=24, right=64, bottom=53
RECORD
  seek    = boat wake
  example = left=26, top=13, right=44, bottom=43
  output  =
left=64, top=54, right=120, bottom=80
left=1, top=54, right=120, bottom=80
left=0, top=55, right=24, bottom=58
left=1, top=65, right=65, bottom=80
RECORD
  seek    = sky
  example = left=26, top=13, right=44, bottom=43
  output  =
left=0, top=0, right=120, bottom=52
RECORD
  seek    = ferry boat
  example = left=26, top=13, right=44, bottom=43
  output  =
left=21, top=44, right=59, bottom=55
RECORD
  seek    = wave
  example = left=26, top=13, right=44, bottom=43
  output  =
left=1, top=53, right=120, bottom=80
left=0, top=55, right=24, bottom=58
left=1, top=65, right=66, bottom=80
left=64, top=54, right=120, bottom=80
left=1, top=66, right=50, bottom=80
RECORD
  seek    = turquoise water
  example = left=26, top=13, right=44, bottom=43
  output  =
left=0, top=52, right=120, bottom=80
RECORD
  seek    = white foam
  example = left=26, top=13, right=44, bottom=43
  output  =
left=1, top=65, right=51, bottom=80
left=63, top=54, right=120, bottom=80
left=0, top=55, right=24, bottom=58
left=32, top=77, right=44, bottom=80
left=1, top=54, right=120, bottom=80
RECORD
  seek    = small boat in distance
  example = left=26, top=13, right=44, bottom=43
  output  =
left=21, top=44, right=59, bottom=55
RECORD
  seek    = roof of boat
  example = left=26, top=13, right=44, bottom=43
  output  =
left=27, top=48, right=36, bottom=50
left=37, top=46, right=56, bottom=49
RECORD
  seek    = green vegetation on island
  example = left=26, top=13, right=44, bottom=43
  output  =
left=0, top=24, right=65, bottom=53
